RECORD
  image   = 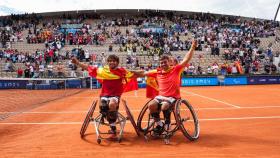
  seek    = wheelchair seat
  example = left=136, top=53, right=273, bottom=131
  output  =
left=137, top=98, right=200, bottom=144
left=80, top=99, right=139, bottom=144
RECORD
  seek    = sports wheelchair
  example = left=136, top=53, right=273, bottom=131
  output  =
left=137, top=99, right=200, bottom=144
left=80, top=99, right=139, bottom=144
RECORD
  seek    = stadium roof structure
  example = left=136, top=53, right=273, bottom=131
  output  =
left=1, top=0, right=280, bottom=21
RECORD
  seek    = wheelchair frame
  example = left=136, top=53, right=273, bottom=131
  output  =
left=137, top=98, right=200, bottom=144
left=80, top=99, right=139, bottom=144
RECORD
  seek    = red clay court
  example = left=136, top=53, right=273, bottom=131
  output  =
left=0, top=85, right=280, bottom=157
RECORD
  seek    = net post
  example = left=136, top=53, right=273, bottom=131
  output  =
left=64, top=78, right=67, bottom=97
left=90, top=77, right=93, bottom=90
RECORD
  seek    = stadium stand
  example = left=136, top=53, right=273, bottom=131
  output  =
left=1, top=10, right=280, bottom=78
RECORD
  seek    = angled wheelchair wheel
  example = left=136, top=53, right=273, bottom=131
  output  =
left=174, top=99, right=199, bottom=141
left=122, top=99, right=140, bottom=136
left=80, top=100, right=97, bottom=137
left=137, top=99, right=155, bottom=133
left=165, top=108, right=180, bottom=134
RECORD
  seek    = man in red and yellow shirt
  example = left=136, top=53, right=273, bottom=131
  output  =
left=72, top=55, right=137, bottom=136
left=141, top=40, right=197, bottom=134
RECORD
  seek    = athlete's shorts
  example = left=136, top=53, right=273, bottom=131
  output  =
left=100, top=96, right=120, bottom=104
left=153, top=95, right=176, bottom=105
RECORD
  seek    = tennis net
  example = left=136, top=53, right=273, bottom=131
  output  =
left=0, top=77, right=86, bottom=120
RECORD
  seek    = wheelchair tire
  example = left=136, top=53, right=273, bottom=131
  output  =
left=174, top=99, right=199, bottom=141
left=80, top=100, right=97, bottom=137
left=122, top=99, right=140, bottom=136
left=137, top=99, right=179, bottom=134
left=137, top=99, right=154, bottom=133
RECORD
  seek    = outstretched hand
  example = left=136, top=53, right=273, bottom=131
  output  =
left=71, top=57, right=79, bottom=65
left=191, top=40, right=198, bottom=49
left=180, top=39, right=197, bottom=66
left=127, top=69, right=145, bottom=77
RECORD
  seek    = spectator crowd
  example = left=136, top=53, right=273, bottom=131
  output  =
left=1, top=10, right=280, bottom=78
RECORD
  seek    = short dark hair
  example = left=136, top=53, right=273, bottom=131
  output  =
left=160, top=55, right=170, bottom=61
left=107, top=54, right=119, bottom=63
left=170, top=56, right=178, bottom=64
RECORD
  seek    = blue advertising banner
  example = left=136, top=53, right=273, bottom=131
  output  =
left=67, top=79, right=82, bottom=88
left=247, top=76, right=280, bottom=85
left=91, top=78, right=101, bottom=89
left=0, top=80, right=28, bottom=89
left=224, top=77, right=247, bottom=85
left=138, top=83, right=146, bottom=88
left=181, top=77, right=218, bottom=86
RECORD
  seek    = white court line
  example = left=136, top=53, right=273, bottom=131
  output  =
left=181, top=90, right=241, bottom=108
left=1, top=105, right=280, bottom=114
left=0, top=96, right=148, bottom=100
left=67, top=96, right=148, bottom=99
left=197, top=105, right=280, bottom=110
left=0, top=122, right=81, bottom=125
left=0, top=111, right=88, bottom=114
left=200, top=116, right=280, bottom=121
left=65, top=95, right=195, bottom=99
left=1, top=116, right=280, bottom=125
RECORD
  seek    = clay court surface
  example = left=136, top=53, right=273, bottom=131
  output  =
left=0, top=85, right=280, bottom=158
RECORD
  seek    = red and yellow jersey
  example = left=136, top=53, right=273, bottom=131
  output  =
left=234, top=61, right=243, bottom=74
left=88, top=65, right=137, bottom=97
left=146, top=64, right=184, bottom=99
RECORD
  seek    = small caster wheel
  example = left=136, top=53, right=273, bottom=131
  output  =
left=164, top=139, right=170, bottom=145
left=144, top=135, right=149, bottom=142
left=97, top=138, right=101, bottom=144
left=118, top=138, right=122, bottom=143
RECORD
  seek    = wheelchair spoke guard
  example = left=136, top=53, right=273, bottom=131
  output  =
left=175, top=99, right=199, bottom=141
left=122, top=99, right=140, bottom=136
left=80, top=100, right=97, bottom=137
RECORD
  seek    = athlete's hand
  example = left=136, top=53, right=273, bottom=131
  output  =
left=71, top=57, right=79, bottom=65
left=191, top=40, right=198, bottom=49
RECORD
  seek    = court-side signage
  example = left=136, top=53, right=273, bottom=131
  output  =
left=181, top=77, right=218, bottom=86
left=224, top=77, right=248, bottom=85
left=0, top=80, right=28, bottom=89
left=67, top=79, right=82, bottom=88
left=247, top=76, right=280, bottom=84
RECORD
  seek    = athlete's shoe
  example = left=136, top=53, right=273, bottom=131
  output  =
left=153, top=125, right=164, bottom=135
left=108, top=126, right=117, bottom=139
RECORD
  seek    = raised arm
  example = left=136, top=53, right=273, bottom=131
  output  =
left=128, top=69, right=146, bottom=77
left=180, top=40, right=197, bottom=67
left=71, top=57, right=89, bottom=70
